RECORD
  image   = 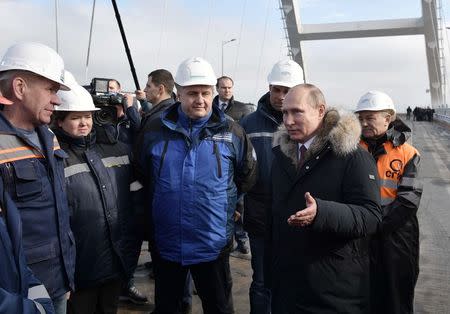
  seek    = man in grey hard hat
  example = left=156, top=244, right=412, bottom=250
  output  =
left=0, top=42, right=75, bottom=314
left=239, top=59, right=303, bottom=314
left=134, top=57, right=257, bottom=313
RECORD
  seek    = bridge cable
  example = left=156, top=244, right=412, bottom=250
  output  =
left=157, top=0, right=168, bottom=65
left=253, top=0, right=271, bottom=100
left=203, top=0, right=215, bottom=57
left=85, top=0, right=96, bottom=82
left=232, top=0, right=247, bottom=79
left=54, top=0, right=60, bottom=53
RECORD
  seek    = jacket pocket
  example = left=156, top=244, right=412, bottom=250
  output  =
left=13, top=161, right=42, bottom=202
left=24, top=239, right=59, bottom=264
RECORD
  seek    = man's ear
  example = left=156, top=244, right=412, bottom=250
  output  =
left=384, top=114, right=392, bottom=126
left=11, top=76, right=27, bottom=101
left=158, top=84, right=165, bottom=95
left=318, top=103, right=326, bottom=118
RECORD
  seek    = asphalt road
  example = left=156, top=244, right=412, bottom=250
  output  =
left=412, top=120, right=450, bottom=314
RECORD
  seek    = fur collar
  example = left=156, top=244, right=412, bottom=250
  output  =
left=273, top=108, right=361, bottom=166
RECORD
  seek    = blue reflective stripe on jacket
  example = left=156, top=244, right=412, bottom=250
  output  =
left=0, top=113, right=75, bottom=298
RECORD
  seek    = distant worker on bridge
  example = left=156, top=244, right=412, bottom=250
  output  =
left=406, top=106, right=412, bottom=120
left=356, top=91, right=423, bottom=314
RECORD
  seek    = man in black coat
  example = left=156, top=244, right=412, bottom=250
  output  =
left=268, top=84, right=382, bottom=313
left=240, top=59, right=304, bottom=314
left=213, top=76, right=255, bottom=122
left=142, top=69, right=176, bottom=123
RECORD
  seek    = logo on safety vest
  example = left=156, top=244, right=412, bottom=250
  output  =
left=386, top=159, right=403, bottom=179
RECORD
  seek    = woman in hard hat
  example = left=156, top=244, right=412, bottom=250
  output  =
left=355, top=91, right=423, bottom=314
left=52, top=72, right=134, bottom=314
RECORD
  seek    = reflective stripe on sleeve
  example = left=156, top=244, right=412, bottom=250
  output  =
left=400, top=176, right=416, bottom=188
left=130, top=181, right=143, bottom=191
left=247, top=132, right=274, bottom=139
left=28, top=284, right=50, bottom=300
left=101, top=155, right=130, bottom=168
left=64, top=163, right=90, bottom=178
left=380, top=179, right=398, bottom=189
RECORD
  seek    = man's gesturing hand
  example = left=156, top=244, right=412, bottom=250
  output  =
left=287, top=192, right=317, bottom=227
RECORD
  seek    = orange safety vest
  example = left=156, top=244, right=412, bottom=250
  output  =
left=360, top=140, right=418, bottom=206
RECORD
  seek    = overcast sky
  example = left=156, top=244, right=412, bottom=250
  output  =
left=0, top=0, right=449, bottom=112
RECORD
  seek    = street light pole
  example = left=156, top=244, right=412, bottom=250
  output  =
left=221, top=38, right=236, bottom=76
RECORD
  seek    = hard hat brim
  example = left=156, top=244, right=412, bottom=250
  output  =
left=54, top=107, right=101, bottom=112
left=268, top=81, right=298, bottom=88
left=0, top=66, right=71, bottom=91
left=175, top=77, right=216, bottom=87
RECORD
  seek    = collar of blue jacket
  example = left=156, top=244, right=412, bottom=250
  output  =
left=177, top=105, right=212, bottom=139
left=161, top=102, right=228, bottom=139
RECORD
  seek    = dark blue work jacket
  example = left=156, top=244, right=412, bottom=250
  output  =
left=54, top=127, right=132, bottom=289
left=0, top=178, right=55, bottom=313
left=0, top=113, right=75, bottom=299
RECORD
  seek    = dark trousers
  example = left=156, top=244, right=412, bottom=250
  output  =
left=68, top=278, right=122, bottom=314
left=153, top=253, right=234, bottom=314
left=370, top=222, right=419, bottom=314
left=234, top=217, right=248, bottom=244
left=234, top=199, right=248, bottom=244
left=249, top=235, right=271, bottom=314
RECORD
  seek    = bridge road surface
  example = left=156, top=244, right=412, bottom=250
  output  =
left=118, top=119, right=450, bottom=314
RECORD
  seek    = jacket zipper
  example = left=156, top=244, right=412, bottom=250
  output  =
left=213, top=141, right=222, bottom=178
left=158, top=140, right=169, bottom=177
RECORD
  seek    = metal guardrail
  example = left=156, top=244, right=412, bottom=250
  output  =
left=434, top=108, right=450, bottom=124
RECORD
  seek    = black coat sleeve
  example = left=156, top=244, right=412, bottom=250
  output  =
left=312, top=149, right=382, bottom=238
left=232, top=123, right=258, bottom=195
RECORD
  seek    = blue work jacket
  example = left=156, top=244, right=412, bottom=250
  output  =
left=0, top=177, right=55, bottom=313
left=0, top=113, right=75, bottom=299
left=134, top=103, right=257, bottom=265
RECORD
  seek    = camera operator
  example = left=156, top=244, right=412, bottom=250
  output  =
left=95, top=79, right=148, bottom=305
left=105, top=79, right=141, bottom=148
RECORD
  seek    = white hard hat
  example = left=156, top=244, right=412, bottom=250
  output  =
left=0, top=42, right=70, bottom=90
left=355, top=91, right=396, bottom=113
left=175, top=57, right=217, bottom=87
left=267, top=59, right=304, bottom=88
left=55, top=71, right=99, bottom=112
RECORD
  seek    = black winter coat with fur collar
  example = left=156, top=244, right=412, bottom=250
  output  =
left=267, top=109, right=382, bottom=314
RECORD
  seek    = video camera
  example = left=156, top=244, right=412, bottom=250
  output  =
left=84, top=78, right=127, bottom=125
